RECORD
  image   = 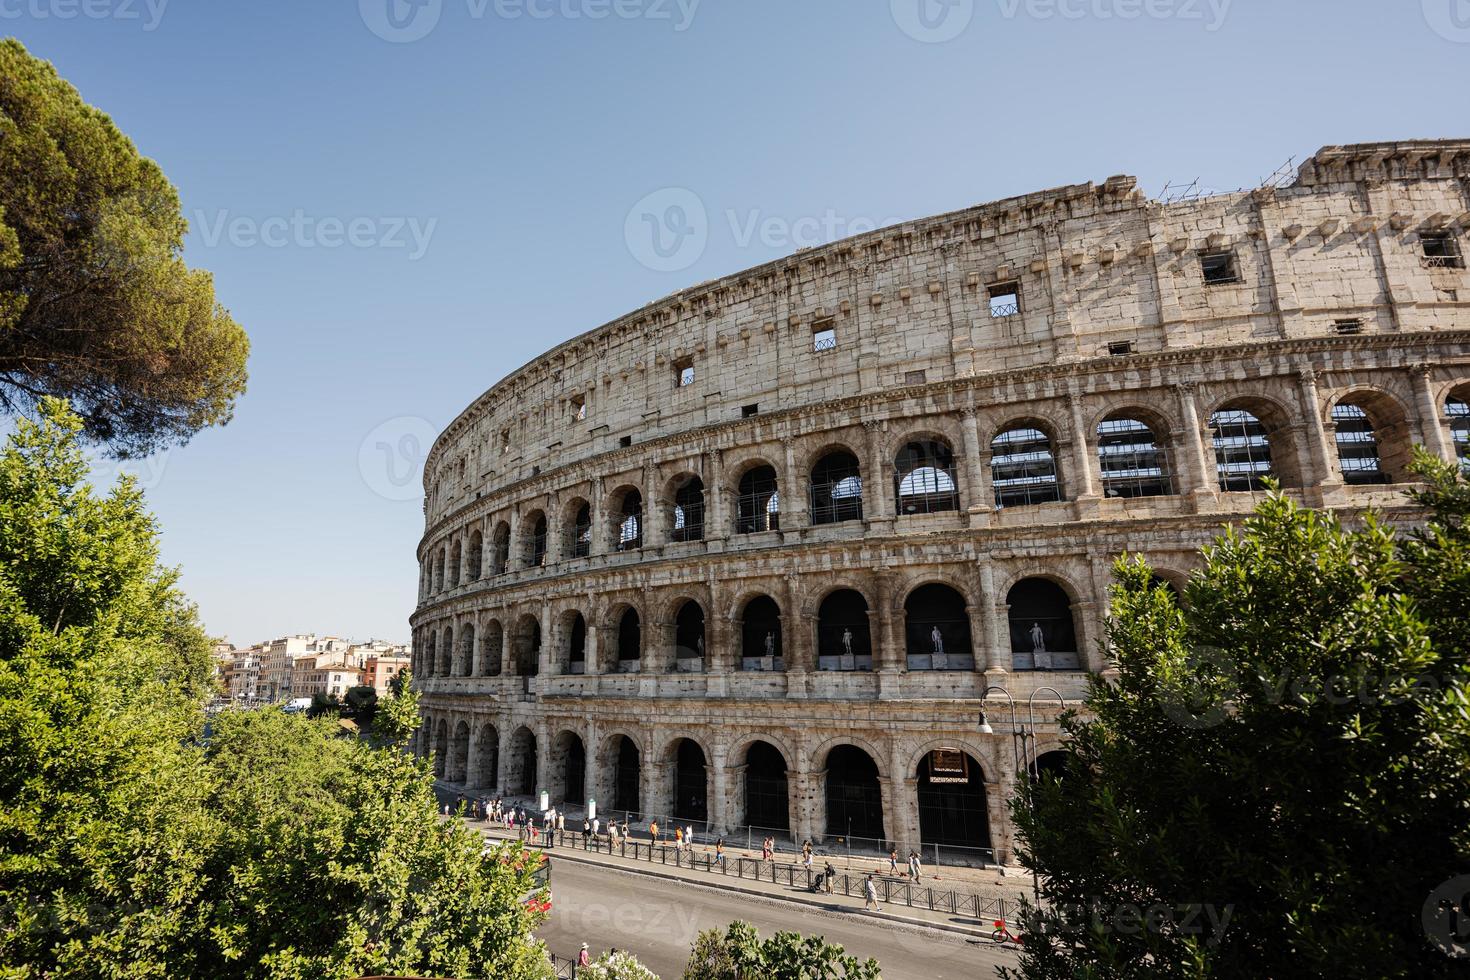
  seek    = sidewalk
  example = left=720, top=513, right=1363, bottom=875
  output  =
left=443, top=790, right=1034, bottom=902
left=463, top=816, right=1032, bottom=938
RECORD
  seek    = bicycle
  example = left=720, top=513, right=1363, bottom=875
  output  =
left=991, top=919, right=1023, bottom=947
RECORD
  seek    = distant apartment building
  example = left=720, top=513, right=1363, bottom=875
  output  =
left=225, top=645, right=263, bottom=700
left=260, top=634, right=351, bottom=701
left=363, top=651, right=411, bottom=697
left=292, top=648, right=365, bottom=700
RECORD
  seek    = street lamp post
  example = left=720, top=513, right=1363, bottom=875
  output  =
left=979, top=683, right=1066, bottom=906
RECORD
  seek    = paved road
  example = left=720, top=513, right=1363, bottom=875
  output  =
left=539, top=859, right=1017, bottom=979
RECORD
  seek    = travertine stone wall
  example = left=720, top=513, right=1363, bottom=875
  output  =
left=411, top=141, right=1470, bottom=863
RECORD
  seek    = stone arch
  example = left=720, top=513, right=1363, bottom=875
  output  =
left=506, top=725, right=537, bottom=797
left=822, top=742, right=886, bottom=843
left=604, top=601, right=643, bottom=673
left=562, top=496, right=593, bottom=559
left=733, top=461, right=781, bottom=534
left=1206, top=392, right=1303, bottom=490
left=736, top=593, right=783, bottom=671
left=433, top=548, right=446, bottom=593
left=741, top=739, right=790, bottom=832
left=489, top=520, right=511, bottom=575
left=448, top=539, right=462, bottom=587
left=1006, top=575, right=1081, bottom=671
left=662, top=735, right=711, bottom=823
left=815, top=587, right=873, bottom=671
left=728, top=730, right=799, bottom=771
left=448, top=719, right=471, bottom=783
left=556, top=608, right=588, bottom=675
left=807, top=442, right=865, bottom=526
left=1445, top=379, right=1470, bottom=467
left=436, top=624, right=454, bottom=677
left=479, top=618, right=504, bottom=677
left=598, top=731, right=644, bottom=815
left=432, top=717, right=449, bottom=778
left=813, top=733, right=891, bottom=780
left=912, top=743, right=992, bottom=851
left=511, top=612, right=541, bottom=676
left=521, top=508, right=549, bottom=567
left=666, top=471, right=707, bottom=543
left=902, top=581, right=974, bottom=670
left=466, top=528, right=483, bottom=582
left=549, top=729, right=587, bottom=805
left=1096, top=407, right=1174, bottom=499
left=881, top=419, right=966, bottom=467
left=1324, top=385, right=1414, bottom=484
left=455, top=622, right=475, bottom=677
left=474, top=720, right=500, bottom=789
left=423, top=628, right=438, bottom=678
left=990, top=416, right=1063, bottom=508
left=672, top=598, right=706, bottom=671
left=607, top=484, right=644, bottom=552
left=892, top=431, right=960, bottom=516
left=903, top=735, right=995, bottom=786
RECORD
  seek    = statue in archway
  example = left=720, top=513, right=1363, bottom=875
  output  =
left=764, top=631, right=776, bottom=659
left=930, top=625, right=945, bottom=656
left=841, top=628, right=854, bottom=657
left=1030, top=622, right=1051, bottom=670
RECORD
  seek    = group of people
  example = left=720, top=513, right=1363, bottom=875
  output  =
left=888, top=847, right=924, bottom=881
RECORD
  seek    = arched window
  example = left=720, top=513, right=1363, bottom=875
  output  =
left=736, top=466, right=780, bottom=534
left=526, top=512, right=548, bottom=567
left=437, top=625, right=453, bottom=677
left=1210, top=407, right=1274, bottom=491
left=616, top=490, right=643, bottom=551
left=904, top=584, right=973, bottom=670
left=895, top=441, right=958, bottom=514
left=1007, top=578, right=1078, bottom=671
left=810, top=451, right=864, bottom=525
left=672, top=477, right=706, bottom=543
left=825, top=745, right=884, bottom=842
left=739, top=596, right=782, bottom=671
left=449, top=541, right=462, bottom=587
left=507, top=727, right=537, bottom=796
left=743, top=741, right=789, bottom=831
left=816, top=590, right=872, bottom=671
left=448, top=721, right=470, bottom=783
left=569, top=503, right=592, bottom=559
left=615, top=608, right=641, bottom=673
left=433, top=549, right=445, bottom=593
left=424, top=629, right=437, bottom=678
left=672, top=739, right=708, bottom=822
left=565, top=612, right=587, bottom=675
left=1450, top=396, right=1470, bottom=471
left=673, top=601, right=705, bottom=672
left=466, top=530, right=483, bottom=581
left=474, top=722, right=499, bottom=790
left=1332, top=403, right=1387, bottom=485
left=916, top=749, right=991, bottom=851
left=491, top=523, right=511, bottom=576
left=480, top=621, right=504, bottom=677
left=553, top=731, right=585, bottom=805
left=991, top=424, right=1059, bottom=508
left=513, top=615, right=540, bottom=676
left=457, top=624, right=475, bottom=677
left=1097, top=415, right=1171, bottom=498
left=612, top=736, right=641, bottom=812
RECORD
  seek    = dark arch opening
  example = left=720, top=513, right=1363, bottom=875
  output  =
left=736, top=465, right=780, bottom=534
left=480, top=621, right=504, bottom=677
left=817, top=589, right=872, bottom=671
left=475, top=723, right=499, bottom=790
left=616, top=608, right=641, bottom=673
left=1210, top=406, right=1276, bottom=491
left=991, top=424, right=1060, bottom=508
left=527, top=512, right=548, bottom=566
left=456, top=624, right=475, bottom=677
left=825, top=745, right=885, bottom=842
left=514, top=617, right=540, bottom=676
left=744, top=741, right=789, bottom=831
left=466, top=530, right=483, bottom=581
left=613, top=736, right=641, bottom=815
left=554, top=732, right=585, bottom=805
left=895, top=440, right=959, bottom=514
left=916, top=749, right=991, bottom=850
left=450, top=719, right=469, bottom=781
left=810, top=451, right=864, bottom=525
left=673, top=739, right=708, bottom=822
left=616, top=490, right=643, bottom=551
left=432, top=720, right=448, bottom=778
left=1008, top=578, right=1077, bottom=670
left=507, top=727, right=537, bottom=796
left=674, top=601, right=706, bottom=671
left=672, top=477, right=706, bottom=543
left=437, top=626, right=453, bottom=677
left=491, top=523, right=510, bottom=576
left=566, top=613, right=587, bottom=675
left=1098, top=415, right=1171, bottom=498
left=904, top=584, right=973, bottom=670
left=739, top=596, right=783, bottom=671
left=1029, top=750, right=1069, bottom=782
left=569, top=502, right=592, bottom=558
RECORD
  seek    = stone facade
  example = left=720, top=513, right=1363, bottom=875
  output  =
left=411, top=140, right=1470, bottom=863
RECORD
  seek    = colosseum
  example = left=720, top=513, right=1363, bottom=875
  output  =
left=411, top=139, right=1470, bottom=865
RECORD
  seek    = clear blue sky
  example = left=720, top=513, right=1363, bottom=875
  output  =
left=4, top=0, right=1464, bottom=645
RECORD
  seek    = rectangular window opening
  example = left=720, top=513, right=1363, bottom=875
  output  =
left=1333, top=318, right=1363, bottom=336
left=904, top=369, right=927, bottom=386
left=570, top=395, right=586, bottom=422
left=988, top=282, right=1020, bottom=318
left=1422, top=231, right=1465, bottom=269
left=1200, top=251, right=1241, bottom=285
left=1107, top=341, right=1134, bottom=356
left=812, top=318, right=837, bottom=352
left=619, top=435, right=633, bottom=449
left=674, top=357, right=696, bottom=388
left=741, top=404, right=760, bottom=418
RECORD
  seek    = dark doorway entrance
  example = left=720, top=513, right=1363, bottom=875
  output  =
left=916, top=749, right=991, bottom=850
left=614, top=736, right=641, bottom=814
left=673, top=739, right=708, bottom=822
left=825, top=745, right=885, bottom=842
left=744, top=741, right=789, bottom=831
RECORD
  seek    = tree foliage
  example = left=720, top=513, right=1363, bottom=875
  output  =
left=1007, top=458, right=1470, bottom=979
left=580, top=949, right=661, bottom=980
left=372, top=669, right=422, bottom=748
left=0, top=39, right=249, bottom=456
left=0, top=400, right=551, bottom=979
left=681, top=921, right=882, bottom=980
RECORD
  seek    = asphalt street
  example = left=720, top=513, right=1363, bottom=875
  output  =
left=538, top=858, right=1018, bottom=979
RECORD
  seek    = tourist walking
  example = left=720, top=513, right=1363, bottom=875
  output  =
left=863, top=874, right=878, bottom=910
left=888, top=848, right=899, bottom=874
left=908, top=850, right=921, bottom=882
left=675, top=826, right=684, bottom=849
left=649, top=819, right=659, bottom=843
left=823, top=861, right=836, bottom=894
left=715, top=837, right=726, bottom=866
left=578, top=943, right=591, bottom=967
